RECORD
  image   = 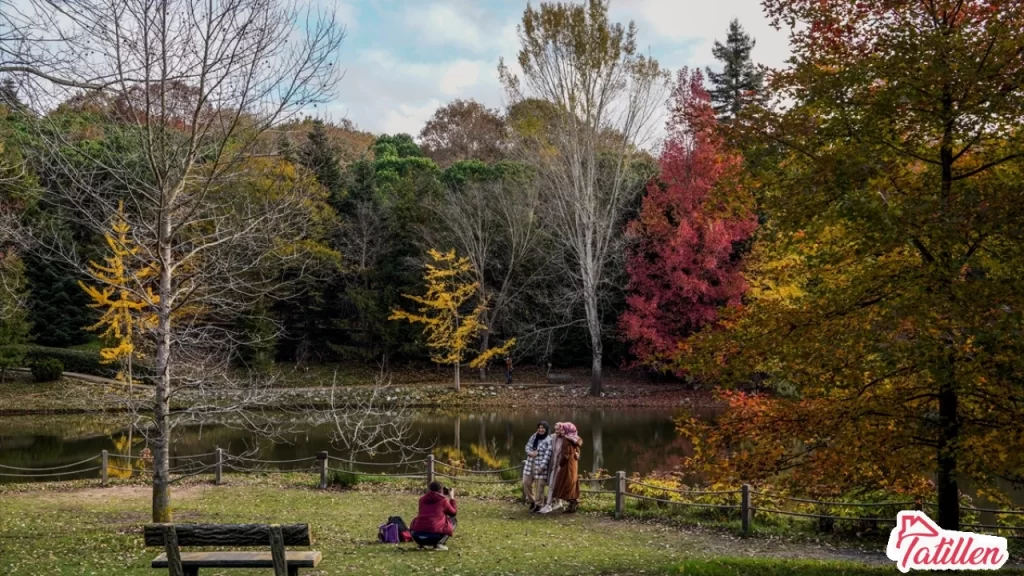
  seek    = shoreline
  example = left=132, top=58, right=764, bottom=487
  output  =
left=0, top=375, right=719, bottom=416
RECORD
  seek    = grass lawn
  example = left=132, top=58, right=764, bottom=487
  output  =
left=4, top=476, right=1016, bottom=576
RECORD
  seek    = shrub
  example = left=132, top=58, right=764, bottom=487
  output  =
left=1, top=344, right=152, bottom=379
left=32, top=358, right=64, bottom=382
left=20, top=345, right=108, bottom=376
left=0, top=345, right=25, bottom=383
left=329, top=470, right=360, bottom=489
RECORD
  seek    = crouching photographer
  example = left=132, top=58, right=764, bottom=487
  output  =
left=409, top=482, right=457, bottom=551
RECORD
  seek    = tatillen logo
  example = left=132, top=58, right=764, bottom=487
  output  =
left=886, top=511, right=1008, bottom=572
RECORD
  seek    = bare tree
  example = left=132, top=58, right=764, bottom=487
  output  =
left=4, top=0, right=349, bottom=522
left=499, top=0, right=669, bottom=395
left=432, top=173, right=548, bottom=381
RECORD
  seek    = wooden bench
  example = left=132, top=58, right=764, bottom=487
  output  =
left=546, top=372, right=571, bottom=383
left=145, top=523, right=321, bottom=576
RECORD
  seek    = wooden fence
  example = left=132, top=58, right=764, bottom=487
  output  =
left=4, top=451, right=1023, bottom=538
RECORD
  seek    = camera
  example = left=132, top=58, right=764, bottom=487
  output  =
left=442, top=486, right=450, bottom=496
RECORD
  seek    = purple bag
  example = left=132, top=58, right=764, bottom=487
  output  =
left=378, top=522, right=399, bottom=544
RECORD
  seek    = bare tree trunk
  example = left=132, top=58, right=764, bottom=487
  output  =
left=478, top=327, right=491, bottom=382
left=592, top=415, right=604, bottom=474
left=153, top=229, right=173, bottom=522
left=454, top=417, right=461, bottom=450
left=584, top=280, right=602, bottom=396
left=454, top=362, right=461, bottom=393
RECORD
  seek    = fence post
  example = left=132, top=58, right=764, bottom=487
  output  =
left=427, top=455, right=435, bottom=486
left=101, top=450, right=108, bottom=487
left=614, top=471, right=626, bottom=519
left=317, top=451, right=328, bottom=489
left=741, top=484, right=751, bottom=536
left=215, top=448, right=223, bottom=485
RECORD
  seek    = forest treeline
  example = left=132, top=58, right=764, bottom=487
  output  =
left=0, top=10, right=760, bottom=388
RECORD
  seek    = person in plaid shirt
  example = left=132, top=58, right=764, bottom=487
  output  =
left=522, top=421, right=552, bottom=512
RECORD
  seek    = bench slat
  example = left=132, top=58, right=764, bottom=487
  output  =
left=144, top=524, right=312, bottom=547
left=152, top=551, right=321, bottom=568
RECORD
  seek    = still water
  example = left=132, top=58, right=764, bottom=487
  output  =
left=0, top=408, right=701, bottom=482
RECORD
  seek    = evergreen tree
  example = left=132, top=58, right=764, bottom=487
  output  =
left=705, top=19, right=764, bottom=121
left=25, top=256, right=94, bottom=347
left=277, top=133, right=299, bottom=165
left=299, top=120, right=344, bottom=203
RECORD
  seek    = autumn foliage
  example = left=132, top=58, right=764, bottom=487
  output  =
left=678, top=0, right=1024, bottom=530
left=390, top=249, right=514, bottom=392
left=78, top=202, right=158, bottom=382
left=621, top=69, right=755, bottom=374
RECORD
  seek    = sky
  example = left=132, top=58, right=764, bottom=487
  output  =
left=318, top=0, right=794, bottom=139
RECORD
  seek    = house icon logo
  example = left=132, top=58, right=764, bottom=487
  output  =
left=886, top=511, right=1008, bottom=572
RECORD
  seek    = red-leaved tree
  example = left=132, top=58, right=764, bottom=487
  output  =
left=621, top=69, right=756, bottom=374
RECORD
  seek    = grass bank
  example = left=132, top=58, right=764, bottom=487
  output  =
left=2, top=476, right=1020, bottom=575
left=0, top=369, right=709, bottom=415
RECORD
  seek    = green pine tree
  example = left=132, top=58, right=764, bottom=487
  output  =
left=277, top=133, right=299, bottom=165
left=25, top=256, right=94, bottom=347
left=705, top=19, right=764, bottom=122
left=299, top=120, right=344, bottom=204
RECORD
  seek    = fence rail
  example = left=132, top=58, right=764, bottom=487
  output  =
left=5, top=451, right=1023, bottom=540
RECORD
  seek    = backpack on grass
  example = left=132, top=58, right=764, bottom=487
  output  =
left=388, top=516, right=412, bottom=542
left=378, top=516, right=411, bottom=544
left=378, top=522, right=399, bottom=544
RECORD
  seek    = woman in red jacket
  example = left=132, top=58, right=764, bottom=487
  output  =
left=410, top=482, right=457, bottom=550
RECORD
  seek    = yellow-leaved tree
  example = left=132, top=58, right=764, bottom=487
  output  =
left=78, top=201, right=158, bottom=387
left=390, top=249, right=514, bottom=392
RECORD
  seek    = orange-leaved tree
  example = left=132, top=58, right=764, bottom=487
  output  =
left=678, top=0, right=1024, bottom=531
left=390, top=249, right=514, bottom=392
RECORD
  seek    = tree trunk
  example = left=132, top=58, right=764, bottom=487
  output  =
left=152, top=212, right=173, bottom=523
left=592, top=415, right=604, bottom=474
left=934, top=84, right=960, bottom=532
left=478, top=328, right=490, bottom=382
left=454, top=417, right=461, bottom=450
left=454, top=361, right=461, bottom=393
left=584, top=278, right=603, bottom=397
left=936, top=375, right=960, bottom=530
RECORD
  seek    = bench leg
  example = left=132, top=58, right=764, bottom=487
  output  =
left=183, top=568, right=199, bottom=576
left=288, top=568, right=299, bottom=576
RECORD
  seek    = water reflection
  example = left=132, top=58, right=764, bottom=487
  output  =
left=0, top=408, right=702, bottom=482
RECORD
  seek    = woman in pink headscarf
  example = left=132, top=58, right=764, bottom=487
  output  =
left=539, top=422, right=582, bottom=513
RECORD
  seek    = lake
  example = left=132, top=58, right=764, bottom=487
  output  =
left=0, top=408, right=702, bottom=483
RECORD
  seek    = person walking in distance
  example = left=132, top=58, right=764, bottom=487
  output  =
left=522, top=421, right=552, bottom=512
left=505, top=356, right=514, bottom=385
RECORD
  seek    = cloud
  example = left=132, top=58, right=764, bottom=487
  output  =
left=322, top=0, right=795, bottom=140
left=404, top=4, right=486, bottom=51
left=439, top=60, right=482, bottom=96
left=382, top=100, right=443, bottom=135
left=612, top=0, right=792, bottom=71
left=325, top=49, right=504, bottom=136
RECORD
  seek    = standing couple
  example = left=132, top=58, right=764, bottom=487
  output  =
left=523, top=421, right=582, bottom=514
